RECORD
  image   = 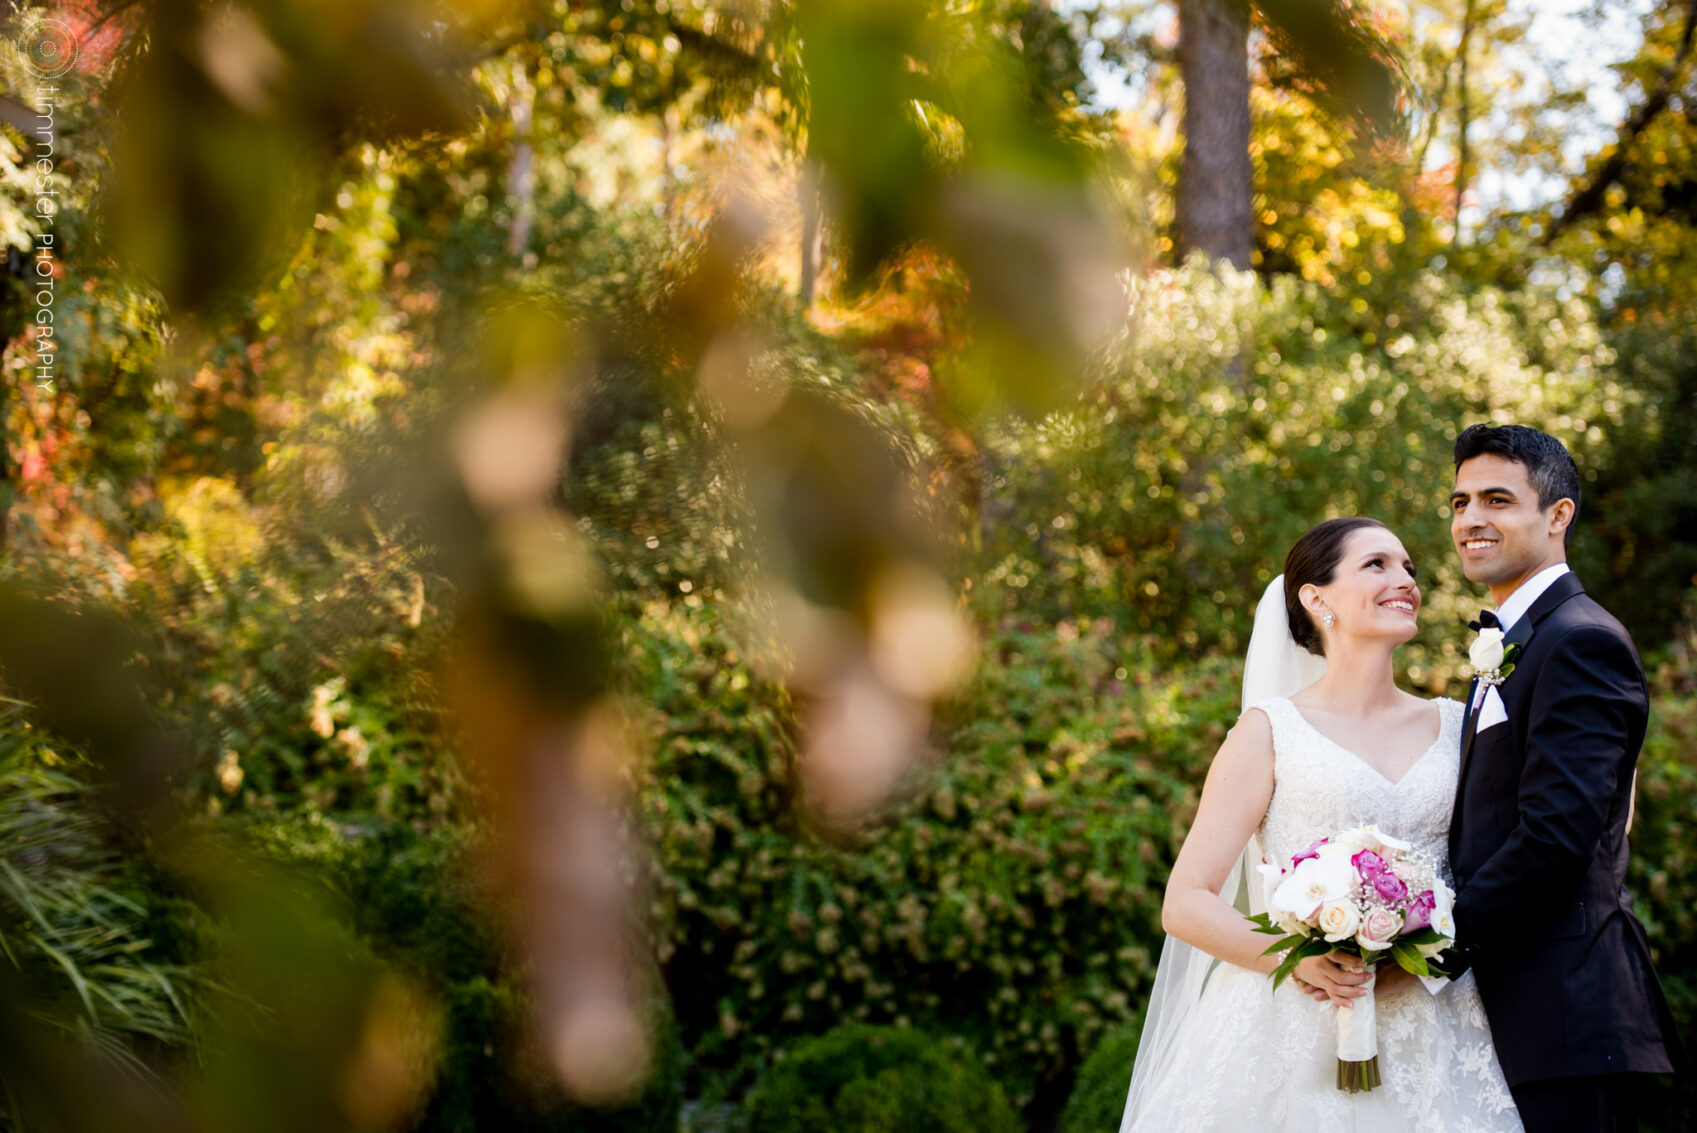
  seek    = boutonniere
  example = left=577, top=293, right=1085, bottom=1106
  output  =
left=1467, top=625, right=1521, bottom=688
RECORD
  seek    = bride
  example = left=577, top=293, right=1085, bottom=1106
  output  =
left=1119, top=517, right=1523, bottom=1132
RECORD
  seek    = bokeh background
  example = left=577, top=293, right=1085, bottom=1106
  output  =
left=1, top=0, right=1696, bottom=1130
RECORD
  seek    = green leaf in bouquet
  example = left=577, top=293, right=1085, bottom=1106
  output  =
left=1260, top=934, right=1307, bottom=957
left=1397, top=927, right=1446, bottom=947
left=1390, top=941, right=1431, bottom=978
left=1271, top=938, right=1330, bottom=990
left=1246, top=913, right=1285, bottom=935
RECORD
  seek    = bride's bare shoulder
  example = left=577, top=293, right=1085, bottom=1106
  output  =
left=1223, top=704, right=1275, bottom=751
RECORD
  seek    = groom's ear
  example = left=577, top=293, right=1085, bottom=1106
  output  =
left=1545, top=497, right=1576, bottom=537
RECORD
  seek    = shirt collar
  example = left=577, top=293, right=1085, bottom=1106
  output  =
left=1495, top=563, right=1572, bottom=632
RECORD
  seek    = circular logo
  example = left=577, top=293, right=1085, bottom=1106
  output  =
left=17, top=16, right=79, bottom=79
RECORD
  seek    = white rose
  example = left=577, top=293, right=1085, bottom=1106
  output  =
left=1273, top=854, right=1356, bottom=921
left=1274, top=909, right=1311, bottom=937
left=1470, top=626, right=1506, bottom=671
left=1359, top=907, right=1403, bottom=950
left=1318, top=899, right=1362, bottom=942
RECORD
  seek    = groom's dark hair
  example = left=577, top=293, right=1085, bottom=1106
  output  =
left=1453, top=424, right=1582, bottom=546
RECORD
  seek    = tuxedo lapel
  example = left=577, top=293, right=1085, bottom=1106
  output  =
left=1519, top=570, right=1585, bottom=624
left=1456, top=674, right=1486, bottom=793
left=1459, top=675, right=1482, bottom=759
left=1503, top=603, right=1540, bottom=653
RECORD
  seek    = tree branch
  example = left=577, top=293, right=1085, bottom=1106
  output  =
left=664, top=16, right=764, bottom=75
left=1542, top=0, right=1697, bottom=245
left=0, top=92, right=39, bottom=136
left=1411, top=55, right=1452, bottom=178
left=1455, top=0, right=1474, bottom=240
left=84, top=0, right=144, bottom=37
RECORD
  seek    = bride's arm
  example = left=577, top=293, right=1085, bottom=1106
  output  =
left=1160, top=708, right=1370, bottom=1005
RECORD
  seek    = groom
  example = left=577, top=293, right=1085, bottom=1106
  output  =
left=1447, top=423, right=1680, bottom=1132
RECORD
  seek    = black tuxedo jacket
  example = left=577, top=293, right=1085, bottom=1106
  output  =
left=1449, top=571, right=1681, bottom=1086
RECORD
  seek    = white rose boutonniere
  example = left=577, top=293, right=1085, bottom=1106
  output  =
left=1467, top=625, right=1521, bottom=688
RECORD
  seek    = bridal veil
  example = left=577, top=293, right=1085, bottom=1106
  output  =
left=1118, top=573, right=1326, bottom=1130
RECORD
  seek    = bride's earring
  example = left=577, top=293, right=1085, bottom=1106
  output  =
left=1320, top=610, right=1336, bottom=628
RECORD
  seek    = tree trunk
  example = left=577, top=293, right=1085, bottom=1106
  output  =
left=1455, top=0, right=1475, bottom=242
left=0, top=332, right=10, bottom=556
left=505, top=62, right=536, bottom=263
left=661, top=106, right=678, bottom=224
left=799, top=161, right=822, bottom=307
left=1177, top=0, right=1254, bottom=269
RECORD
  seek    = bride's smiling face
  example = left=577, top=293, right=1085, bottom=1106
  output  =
left=1301, top=528, right=1422, bottom=647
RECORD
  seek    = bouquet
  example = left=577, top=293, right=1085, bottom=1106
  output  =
left=1246, top=824, right=1456, bottom=1093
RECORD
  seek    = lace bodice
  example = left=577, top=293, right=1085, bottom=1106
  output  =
left=1251, top=696, right=1466, bottom=878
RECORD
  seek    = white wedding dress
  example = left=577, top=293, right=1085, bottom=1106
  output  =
left=1120, top=695, right=1522, bottom=1133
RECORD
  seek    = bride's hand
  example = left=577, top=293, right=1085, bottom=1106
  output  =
left=1293, top=952, right=1372, bottom=1008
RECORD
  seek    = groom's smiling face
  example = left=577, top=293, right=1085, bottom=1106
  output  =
left=1450, top=453, right=1570, bottom=599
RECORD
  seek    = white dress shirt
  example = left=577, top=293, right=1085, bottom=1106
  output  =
left=1470, top=562, right=1571, bottom=714
left=1493, top=562, right=1572, bottom=634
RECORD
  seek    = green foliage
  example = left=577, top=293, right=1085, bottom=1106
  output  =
left=745, top=1024, right=1018, bottom=1133
left=8, top=0, right=1697, bottom=1128
left=247, top=814, right=684, bottom=1133
left=631, top=598, right=1236, bottom=1108
left=125, top=492, right=463, bottom=826
left=1625, top=627, right=1697, bottom=1131
left=0, top=711, right=193, bottom=1127
left=1571, top=314, right=1697, bottom=652
left=977, top=259, right=1625, bottom=673
left=1054, top=1014, right=1144, bottom=1133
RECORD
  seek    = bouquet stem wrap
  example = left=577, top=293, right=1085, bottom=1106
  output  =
left=1335, top=969, right=1380, bottom=1092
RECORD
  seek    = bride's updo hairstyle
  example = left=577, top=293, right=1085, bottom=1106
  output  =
left=1283, top=517, right=1388, bottom=657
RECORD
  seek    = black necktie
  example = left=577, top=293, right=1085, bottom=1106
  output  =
left=1468, top=609, right=1501, bottom=633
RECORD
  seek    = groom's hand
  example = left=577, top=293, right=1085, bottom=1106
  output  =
left=1371, top=963, right=1417, bottom=997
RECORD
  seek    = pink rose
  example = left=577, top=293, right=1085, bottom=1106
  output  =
left=1352, top=849, right=1386, bottom=877
left=1371, top=870, right=1408, bottom=904
left=1404, top=890, right=1436, bottom=932
left=1359, top=907, right=1403, bottom=950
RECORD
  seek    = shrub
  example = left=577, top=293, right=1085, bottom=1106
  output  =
left=120, top=476, right=466, bottom=828
left=1627, top=626, right=1697, bottom=1132
left=746, top=1025, right=1018, bottom=1133
left=630, top=599, right=1236, bottom=1111
left=247, top=814, right=684, bottom=1133
left=1055, top=1013, right=1144, bottom=1133
left=975, top=262, right=1627, bottom=668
